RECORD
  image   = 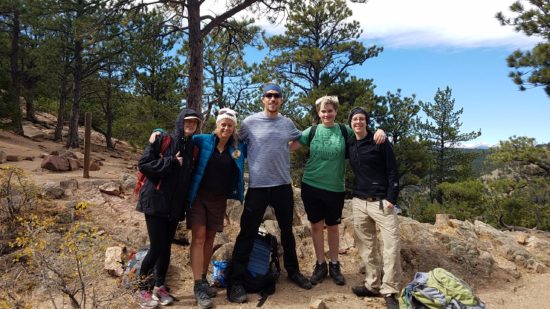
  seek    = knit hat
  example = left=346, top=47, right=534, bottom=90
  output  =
left=216, top=108, right=238, bottom=124
left=348, top=107, right=369, bottom=126
left=262, top=83, right=282, bottom=97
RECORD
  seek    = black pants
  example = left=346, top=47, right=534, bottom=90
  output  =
left=230, top=184, right=299, bottom=284
left=140, top=215, right=179, bottom=288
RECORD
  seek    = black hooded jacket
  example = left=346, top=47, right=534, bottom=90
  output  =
left=136, top=109, right=200, bottom=220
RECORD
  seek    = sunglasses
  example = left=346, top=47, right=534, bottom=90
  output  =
left=218, top=108, right=237, bottom=117
left=264, top=93, right=281, bottom=99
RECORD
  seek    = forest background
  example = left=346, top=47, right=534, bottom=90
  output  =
left=1, top=0, right=549, bottom=230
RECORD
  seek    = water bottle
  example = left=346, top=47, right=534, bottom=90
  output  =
left=394, top=204, right=402, bottom=215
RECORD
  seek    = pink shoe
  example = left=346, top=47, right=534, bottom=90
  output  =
left=153, top=286, right=174, bottom=305
left=137, top=290, right=159, bottom=308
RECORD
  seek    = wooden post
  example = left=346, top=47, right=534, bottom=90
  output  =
left=83, top=112, right=91, bottom=178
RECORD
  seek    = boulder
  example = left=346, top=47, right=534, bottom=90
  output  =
left=263, top=206, right=277, bottom=221
left=6, top=155, right=21, bottom=162
left=310, top=299, right=326, bottom=309
left=211, top=242, right=234, bottom=262
left=42, top=182, right=65, bottom=199
left=41, top=155, right=70, bottom=172
left=60, top=179, right=79, bottom=190
left=104, top=246, right=125, bottom=277
left=226, top=199, right=243, bottom=225
left=120, top=173, right=136, bottom=193
left=0, top=150, right=6, bottom=163
left=67, top=158, right=80, bottom=171
left=99, top=182, right=121, bottom=196
left=89, top=160, right=101, bottom=171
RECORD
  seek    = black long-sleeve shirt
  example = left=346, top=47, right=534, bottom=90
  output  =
left=347, top=131, right=399, bottom=204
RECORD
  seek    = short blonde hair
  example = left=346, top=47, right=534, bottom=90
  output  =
left=315, top=95, right=339, bottom=112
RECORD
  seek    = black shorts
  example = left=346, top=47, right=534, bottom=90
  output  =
left=300, top=182, right=345, bottom=226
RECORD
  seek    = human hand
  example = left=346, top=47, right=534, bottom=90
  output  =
left=175, top=151, right=183, bottom=166
left=384, top=200, right=394, bottom=209
left=373, top=129, right=386, bottom=144
left=149, top=131, right=161, bottom=143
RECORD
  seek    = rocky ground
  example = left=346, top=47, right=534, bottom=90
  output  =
left=1, top=114, right=550, bottom=308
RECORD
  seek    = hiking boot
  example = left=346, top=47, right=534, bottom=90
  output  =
left=194, top=281, right=213, bottom=309
left=202, top=279, right=217, bottom=298
left=329, top=261, right=346, bottom=286
left=384, top=294, right=399, bottom=309
left=152, top=285, right=173, bottom=306
left=227, top=284, right=247, bottom=303
left=310, top=262, right=328, bottom=285
left=289, top=272, right=313, bottom=290
left=137, top=290, right=159, bottom=309
left=351, top=285, right=380, bottom=297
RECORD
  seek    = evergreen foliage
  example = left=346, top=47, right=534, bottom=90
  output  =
left=418, top=87, right=482, bottom=201
left=496, top=0, right=550, bottom=96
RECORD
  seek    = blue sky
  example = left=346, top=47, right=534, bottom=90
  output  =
left=230, top=0, right=549, bottom=146
left=345, top=0, right=550, bottom=147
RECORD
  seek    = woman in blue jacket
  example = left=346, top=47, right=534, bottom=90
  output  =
left=187, top=108, right=246, bottom=309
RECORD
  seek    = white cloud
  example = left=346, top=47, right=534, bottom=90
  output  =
left=350, top=0, right=540, bottom=49
left=203, top=0, right=541, bottom=49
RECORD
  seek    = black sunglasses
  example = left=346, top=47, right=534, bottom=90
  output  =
left=264, top=93, right=281, bottom=99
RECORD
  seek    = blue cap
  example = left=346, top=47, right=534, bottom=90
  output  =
left=262, top=83, right=282, bottom=97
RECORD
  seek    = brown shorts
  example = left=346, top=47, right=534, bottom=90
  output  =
left=187, top=190, right=227, bottom=232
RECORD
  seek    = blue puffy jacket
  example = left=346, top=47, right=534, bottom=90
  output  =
left=187, top=134, right=246, bottom=205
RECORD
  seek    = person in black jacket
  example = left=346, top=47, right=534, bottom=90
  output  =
left=136, top=108, right=202, bottom=308
left=346, top=107, right=401, bottom=309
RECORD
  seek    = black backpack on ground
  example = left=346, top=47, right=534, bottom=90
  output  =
left=227, top=230, right=280, bottom=306
left=242, top=230, right=281, bottom=295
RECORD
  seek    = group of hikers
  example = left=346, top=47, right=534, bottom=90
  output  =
left=135, top=82, right=401, bottom=309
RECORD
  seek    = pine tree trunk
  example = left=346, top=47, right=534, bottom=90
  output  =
left=9, top=10, right=23, bottom=135
left=105, top=77, right=114, bottom=150
left=186, top=0, right=204, bottom=114
left=54, top=71, right=68, bottom=141
left=66, top=38, right=83, bottom=149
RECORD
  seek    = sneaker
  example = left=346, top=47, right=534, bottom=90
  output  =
left=202, top=279, right=217, bottom=298
left=194, top=281, right=213, bottom=309
left=227, top=284, right=247, bottom=303
left=310, top=262, right=328, bottom=285
left=351, top=285, right=381, bottom=297
left=384, top=294, right=399, bottom=309
left=152, top=286, right=173, bottom=306
left=328, top=261, right=346, bottom=286
left=137, top=290, right=159, bottom=309
left=289, top=272, right=313, bottom=290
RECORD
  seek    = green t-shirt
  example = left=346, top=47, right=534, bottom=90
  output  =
left=298, top=124, right=352, bottom=192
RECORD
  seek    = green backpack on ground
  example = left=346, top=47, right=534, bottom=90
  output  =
left=399, top=268, right=485, bottom=309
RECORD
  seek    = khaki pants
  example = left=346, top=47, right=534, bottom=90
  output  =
left=351, top=197, right=401, bottom=295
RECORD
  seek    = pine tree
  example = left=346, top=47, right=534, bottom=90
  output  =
left=418, top=86, right=481, bottom=201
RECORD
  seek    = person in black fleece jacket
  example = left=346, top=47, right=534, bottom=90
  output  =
left=136, top=108, right=202, bottom=308
left=346, top=107, right=401, bottom=309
